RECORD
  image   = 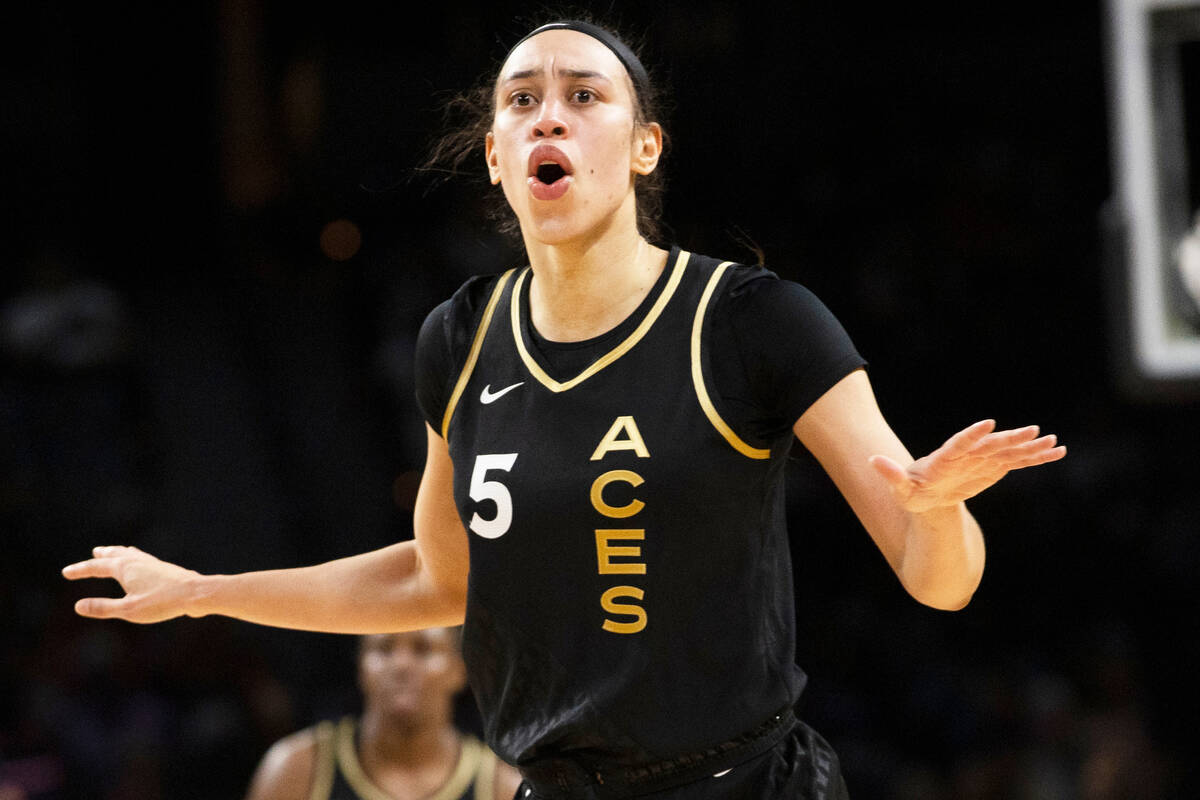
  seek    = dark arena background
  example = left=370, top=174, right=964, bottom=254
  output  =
left=5, top=1, right=1200, bottom=797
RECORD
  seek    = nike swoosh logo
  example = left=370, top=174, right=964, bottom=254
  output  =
left=480, top=382, right=524, bottom=404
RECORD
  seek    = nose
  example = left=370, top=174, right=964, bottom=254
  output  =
left=385, top=645, right=418, bottom=673
left=532, top=99, right=569, bottom=139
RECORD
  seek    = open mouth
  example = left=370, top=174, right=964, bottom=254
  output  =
left=527, top=144, right=574, bottom=200
left=536, top=162, right=567, bottom=184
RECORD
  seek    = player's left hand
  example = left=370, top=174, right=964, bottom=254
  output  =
left=868, top=420, right=1065, bottom=514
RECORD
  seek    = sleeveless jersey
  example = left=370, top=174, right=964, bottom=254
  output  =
left=440, top=249, right=810, bottom=770
left=307, top=717, right=498, bottom=800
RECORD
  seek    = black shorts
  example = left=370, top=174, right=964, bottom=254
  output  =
left=514, top=719, right=849, bottom=800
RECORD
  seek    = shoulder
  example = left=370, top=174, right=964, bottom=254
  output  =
left=700, top=259, right=850, bottom=345
left=469, top=736, right=523, bottom=800
left=713, top=262, right=832, bottom=318
left=694, top=255, right=865, bottom=430
left=420, top=272, right=512, bottom=350
left=685, top=250, right=856, bottom=349
left=244, top=723, right=329, bottom=800
left=679, top=250, right=822, bottom=310
left=416, top=272, right=517, bottom=432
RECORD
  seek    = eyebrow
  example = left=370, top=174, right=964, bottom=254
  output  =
left=500, top=67, right=611, bottom=84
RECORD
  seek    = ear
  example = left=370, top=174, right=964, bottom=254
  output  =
left=485, top=131, right=502, bottom=185
left=631, top=122, right=663, bottom=176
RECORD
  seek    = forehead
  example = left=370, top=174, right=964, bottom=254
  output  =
left=499, top=29, right=630, bottom=87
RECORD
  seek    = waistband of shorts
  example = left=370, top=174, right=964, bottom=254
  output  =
left=517, top=706, right=797, bottom=800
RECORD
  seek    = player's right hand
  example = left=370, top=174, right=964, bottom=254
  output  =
left=62, top=545, right=203, bottom=623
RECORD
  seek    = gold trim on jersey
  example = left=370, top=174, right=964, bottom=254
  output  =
left=473, top=746, right=497, bottom=800
left=332, top=717, right=486, bottom=800
left=510, top=250, right=691, bottom=392
left=441, top=269, right=517, bottom=438
left=434, top=736, right=485, bottom=800
left=691, top=263, right=772, bottom=460
left=308, top=720, right=337, bottom=800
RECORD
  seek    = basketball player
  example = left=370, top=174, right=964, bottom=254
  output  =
left=245, top=628, right=521, bottom=800
left=64, top=18, right=1066, bottom=798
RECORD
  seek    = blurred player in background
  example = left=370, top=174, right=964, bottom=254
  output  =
left=245, top=627, right=521, bottom=800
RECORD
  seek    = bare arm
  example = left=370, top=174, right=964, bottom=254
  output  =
left=793, top=369, right=1064, bottom=610
left=492, top=759, right=524, bottom=800
left=244, top=730, right=317, bottom=800
left=63, top=425, right=469, bottom=633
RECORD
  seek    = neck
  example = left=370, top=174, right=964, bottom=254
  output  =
left=522, top=223, right=668, bottom=343
left=357, top=710, right=458, bottom=769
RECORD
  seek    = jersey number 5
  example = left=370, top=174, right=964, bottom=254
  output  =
left=468, top=453, right=518, bottom=538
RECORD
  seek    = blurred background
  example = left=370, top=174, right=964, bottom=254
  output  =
left=4, top=0, right=1199, bottom=797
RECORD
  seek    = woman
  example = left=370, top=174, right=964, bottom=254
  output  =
left=64, top=19, right=1065, bottom=799
left=245, top=628, right=522, bottom=800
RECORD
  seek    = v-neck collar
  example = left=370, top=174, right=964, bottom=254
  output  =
left=334, top=718, right=485, bottom=800
left=511, top=246, right=689, bottom=393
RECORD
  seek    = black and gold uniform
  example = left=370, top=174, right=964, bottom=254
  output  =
left=416, top=247, right=863, bottom=799
left=306, top=717, right=499, bottom=800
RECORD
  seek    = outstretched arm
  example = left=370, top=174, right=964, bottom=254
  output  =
left=794, top=369, right=1065, bottom=610
left=62, top=425, right=469, bottom=633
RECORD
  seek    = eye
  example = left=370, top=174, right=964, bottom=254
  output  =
left=572, top=89, right=595, bottom=104
left=510, top=91, right=537, bottom=108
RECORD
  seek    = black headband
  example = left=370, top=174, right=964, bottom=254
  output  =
left=506, top=20, right=650, bottom=105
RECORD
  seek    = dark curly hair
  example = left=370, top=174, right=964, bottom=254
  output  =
left=421, top=13, right=670, bottom=245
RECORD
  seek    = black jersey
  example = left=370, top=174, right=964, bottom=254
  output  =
left=431, top=247, right=862, bottom=773
left=308, top=718, right=497, bottom=800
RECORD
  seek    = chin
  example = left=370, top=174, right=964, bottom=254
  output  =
left=377, top=691, right=423, bottom=716
left=524, top=208, right=625, bottom=248
left=380, top=702, right=423, bottom=724
left=522, top=216, right=585, bottom=247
